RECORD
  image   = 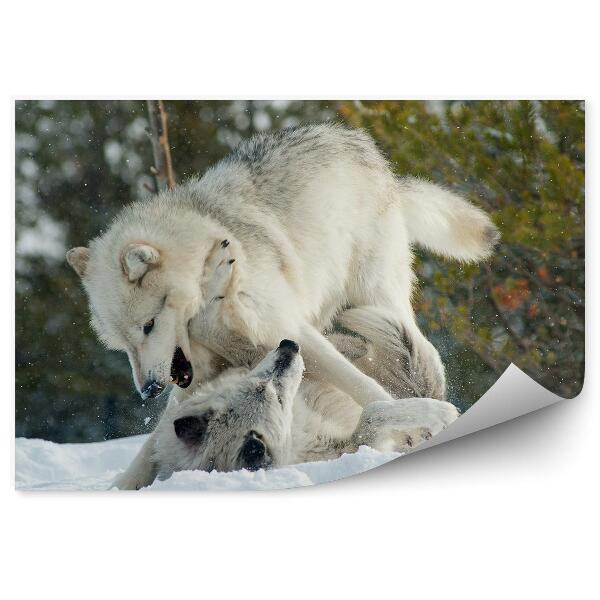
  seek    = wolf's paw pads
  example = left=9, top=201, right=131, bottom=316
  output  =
left=389, top=426, right=432, bottom=450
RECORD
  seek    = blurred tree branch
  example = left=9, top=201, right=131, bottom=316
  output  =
left=146, top=100, right=176, bottom=192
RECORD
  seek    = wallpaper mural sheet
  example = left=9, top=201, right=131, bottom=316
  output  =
left=14, top=100, right=584, bottom=490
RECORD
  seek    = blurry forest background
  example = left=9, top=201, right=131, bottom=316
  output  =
left=15, top=100, right=585, bottom=442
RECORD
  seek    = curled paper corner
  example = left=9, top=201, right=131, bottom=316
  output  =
left=410, top=363, right=568, bottom=454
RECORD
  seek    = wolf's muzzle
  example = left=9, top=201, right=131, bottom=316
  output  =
left=273, top=339, right=300, bottom=374
left=278, top=339, right=299, bottom=353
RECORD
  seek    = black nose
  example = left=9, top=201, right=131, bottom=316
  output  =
left=141, top=380, right=164, bottom=400
left=241, top=436, right=266, bottom=471
left=278, top=339, right=299, bottom=353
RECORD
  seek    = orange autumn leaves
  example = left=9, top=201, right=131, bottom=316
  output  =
left=492, top=270, right=560, bottom=319
left=493, top=278, right=530, bottom=311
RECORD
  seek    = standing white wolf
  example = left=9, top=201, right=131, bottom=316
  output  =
left=66, top=123, right=498, bottom=412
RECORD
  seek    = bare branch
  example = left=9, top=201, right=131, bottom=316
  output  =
left=146, top=100, right=176, bottom=192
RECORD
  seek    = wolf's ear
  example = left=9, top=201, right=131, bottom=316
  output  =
left=174, top=413, right=212, bottom=445
left=121, top=243, right=160, bottom=282
left=66, top=247, right=90, bottom=279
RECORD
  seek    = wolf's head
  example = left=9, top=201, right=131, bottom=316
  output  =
left=154, top=339, right=304, bottom=476
left=66, top=201, right=229, bottom=400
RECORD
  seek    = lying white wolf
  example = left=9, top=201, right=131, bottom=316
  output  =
left=67, top=124, right=498, bottom=412
left=119, top=304, right=458, bottom=488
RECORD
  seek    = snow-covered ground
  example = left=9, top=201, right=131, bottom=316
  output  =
left=15, top=435, right=401, bottom=491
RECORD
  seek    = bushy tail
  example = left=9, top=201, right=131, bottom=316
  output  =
left=397, top=177, right=500, bottom=262
left=333, top=306, right=446, bottom=401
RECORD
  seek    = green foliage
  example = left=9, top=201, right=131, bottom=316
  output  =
left=342, top=100, right=584, bottom=405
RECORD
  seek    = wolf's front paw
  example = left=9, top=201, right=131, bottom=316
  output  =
left=203, top=239, right=237, bottom=302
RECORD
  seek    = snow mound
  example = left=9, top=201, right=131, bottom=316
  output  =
left=15, top=435, right=401, bottom=491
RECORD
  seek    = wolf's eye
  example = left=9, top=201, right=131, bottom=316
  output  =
left=143, top=319, right=155, bottom=335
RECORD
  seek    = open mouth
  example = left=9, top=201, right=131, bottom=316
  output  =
left=170, top=347, right=193, bottom=388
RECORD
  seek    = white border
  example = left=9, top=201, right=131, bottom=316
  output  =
left=2, top=2, right=597, bottom=599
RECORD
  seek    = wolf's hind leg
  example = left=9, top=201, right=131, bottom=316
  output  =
left=336, top=306, right=446, bottom=401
